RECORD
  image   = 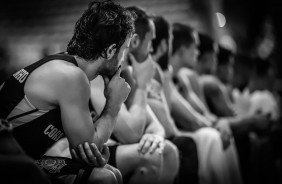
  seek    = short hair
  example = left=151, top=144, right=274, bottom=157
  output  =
left=151, top=15, right=170, bottom=54
left=67, top=0, right=135, bottom=61
left=151, top=15, right=170, bottom=70
left=172, top=23, right=195, bottom=55
left=217, top=46, right=234, bottom=66
left=198, top=33, right=215, bottom=60
left=126, top=6, right=150, bottom=41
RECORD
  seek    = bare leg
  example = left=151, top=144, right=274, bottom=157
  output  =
left=116, top=141, right=179, bottom=184
left=87, top=167, right=118, bottom=184
left=105, top=164, right=123, bottom=184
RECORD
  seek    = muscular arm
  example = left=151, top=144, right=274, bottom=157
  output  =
left=113, top=96, right=147, bottom=144
left=202, top=79, right=235, bottom=117
left=112, top=71, right=149, bottom=143
left=114, top=55, right=156, bottom=143
left=170, top=84, right=212, bottom=131
left=144, top=105, right=165, bottom=138
left=161, top=67, right=211, bottom=131
left=177, top=69, right=211, bottom=115
left=58, top=69, right=118, bottom=151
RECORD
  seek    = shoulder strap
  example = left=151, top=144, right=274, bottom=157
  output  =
left=24, top=53, right=78, bottom=76
left=7, top=109, right=39, bottom=122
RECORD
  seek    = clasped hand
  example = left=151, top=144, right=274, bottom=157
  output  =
left=71, top=143, right=110, bottom=168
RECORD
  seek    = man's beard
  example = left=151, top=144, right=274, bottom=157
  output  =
left=101, top=54, right=120, bottom=80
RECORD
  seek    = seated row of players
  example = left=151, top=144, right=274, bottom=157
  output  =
left=1, top=1, right=279, bottom=184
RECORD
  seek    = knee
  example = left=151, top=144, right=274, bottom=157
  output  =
left=140, top=140, right=179, bottom=168
left=87, top=168, right=118, bottom=184
left=163, top=140, right=178, bottom=155
left=163, top=140, right=179, bottom=162
left=105, top=165, right=123, bottom=184
left=127, top=164, right=160, bottom=184
left=137, top=164, right=159, bottom=177
left=162, top=140, right=180, bottom=170
left=137, top=150, right=163, bottom=178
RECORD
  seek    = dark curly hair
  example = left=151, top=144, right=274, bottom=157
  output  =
left=67, top=0, right=135, bottom=61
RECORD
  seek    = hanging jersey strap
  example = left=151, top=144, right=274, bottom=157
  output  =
left=7, top=109, right=38, bottom=122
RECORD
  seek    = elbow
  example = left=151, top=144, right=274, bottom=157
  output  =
left=93, top=131, right=108, bottom=150
left=113, top=123, right=145, bottom=144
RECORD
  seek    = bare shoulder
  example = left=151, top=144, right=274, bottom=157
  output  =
left=178, top=67, right=196, bottom=77
left=200, top=75, right=220, bottom=92
left=49, top=60, right=90, bottom=97
left=25, top=59, right=90, bottom=107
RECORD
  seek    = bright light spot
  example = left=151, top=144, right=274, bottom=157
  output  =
left=216, top=12, right=226, bottom=27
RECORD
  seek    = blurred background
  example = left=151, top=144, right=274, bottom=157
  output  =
left=0, top=0, right=281, bottom=86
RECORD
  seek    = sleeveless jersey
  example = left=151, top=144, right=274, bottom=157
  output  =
left=0, top=53, right=80, bottom=159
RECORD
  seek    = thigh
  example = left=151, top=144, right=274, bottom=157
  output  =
left=115, top=143, right=162, bottom=175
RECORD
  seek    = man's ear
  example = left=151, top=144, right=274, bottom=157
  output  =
left=106, top=44, right=117, bottom=60
left=130, top=34, right=140, bottom=49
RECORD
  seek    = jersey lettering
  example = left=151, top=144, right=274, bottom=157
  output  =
left=44, top=124, right=64, bottom=141
left=13, top=69, right=29, bottom=83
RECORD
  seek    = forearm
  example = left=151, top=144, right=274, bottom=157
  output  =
left=129, top=87, right=148, bottom=124
left=171, top=89, right=211, bottom=131
left=113, top=105, right=147, bottom=143
left=187, top=92, right=210, bottom=115
left=93, top=101, right=121, bottom=149
left=145, top=105, right=166, bottom=138
left=123, top=87, right=148, bottom=138
left=162, top=76, right=174, bottom=109
left=148, top=99, right=179, bottom=138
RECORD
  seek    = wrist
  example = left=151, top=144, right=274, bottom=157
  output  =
left=136, top=81, right=147, bottom=89
left=104, top=100, right=122, bottom=118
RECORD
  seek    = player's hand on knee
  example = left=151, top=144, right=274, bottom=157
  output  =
left=71, top=143, right=109, bottom=168
left=138, top=134, right=164, bottom=155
